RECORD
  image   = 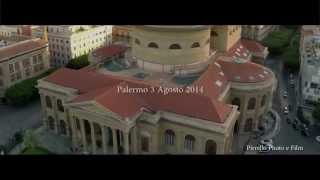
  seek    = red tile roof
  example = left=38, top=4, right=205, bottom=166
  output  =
left=217, top=56, right=273, bottom=83
left=227, top=39, right=267, bottom=60
left=227, top=39, right=251, bottom=60
left=45, top=68, right=232, bottom=123
left=91, top=44, right=128, bottom=60
left=193, top=61, right=229, bottom=99
left=0, top=39, right=47, bottom=62
left=241, top=39, right=266, bottom=54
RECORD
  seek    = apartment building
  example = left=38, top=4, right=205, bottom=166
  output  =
left=32, top=25, right=113, bottom=67
left=0, top=38, right=50, bottom=101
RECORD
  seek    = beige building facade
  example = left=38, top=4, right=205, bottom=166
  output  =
left=37, top=25, right=276, bottom=154
left=32, top=26, right=113, bottom=67
left=0, top=38, right=50, bottom=100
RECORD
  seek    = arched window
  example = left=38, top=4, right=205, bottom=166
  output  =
left=57, top=99, right=64, bottom=112
left=48, top=116, right=55, bottom=130
left=135, top=38, right=140, bottom=45
left=164, top=129, right=175, bottom=145
left=169, top=44, right=182, bottom=49
left=231, top=97, right=241, bottom=110
left=148, top=42, right=159, bottom=48
left=244, top=118, right=253, bottom=132
left=247, top=98, right=256, bottom=110
left=184, top=135, right=195, bottom=152
left=261, top=95, right=267, bottom=107
left=59, top=120, right=67, bottom=135
left=191, top=42, right=200, bottom=48
left=205, top=140, right=217, bottom=154
left=45, top=96, right=52, bottom=109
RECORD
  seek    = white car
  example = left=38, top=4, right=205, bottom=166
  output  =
left=316, top=136, right=320, bottom=143
left=283, top=106, right=289, bottom=115
left=283, top=91, right=288, bottom=98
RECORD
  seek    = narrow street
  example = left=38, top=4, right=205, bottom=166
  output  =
left=265, top=57, right=320, bottom=154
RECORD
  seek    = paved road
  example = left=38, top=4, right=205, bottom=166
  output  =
left=265, top=57, right=320, bottom=154
left=0, top=100, right=42, bottom=145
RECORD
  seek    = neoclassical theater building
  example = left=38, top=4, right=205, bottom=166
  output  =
left=37, top=25, right=276, bottom=154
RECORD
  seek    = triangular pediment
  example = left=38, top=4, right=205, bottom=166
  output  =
left=67, top=101, right=123, bottom=122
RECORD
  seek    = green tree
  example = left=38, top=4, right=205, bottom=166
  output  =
left=23, top=130, right=38, bottom=149
left=66, top=54, right=90, bottom=70
left=282, top=46, right=300, bottom=71
left=262, top=28, right=295, bottom=55
left=4, top=68, right=56, bottom=106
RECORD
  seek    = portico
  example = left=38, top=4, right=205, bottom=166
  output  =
left=67, top=102, right=138, bottom=154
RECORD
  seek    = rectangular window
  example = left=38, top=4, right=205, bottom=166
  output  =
left=141, top=136, right=149, bottom=152
left=0, top=79, right=3, bottom=86
left=25, top=68, right=31, bottom=77
left=37, top=54, right=43, bottom=62
left=23, top=59, right=30, bottom=68
left=0, top=67, right=2, bottom=76
left=14, top=62, right=20, bottom=71
left=9, top=64, right=14, bottom=73
left=305, top=81, right=308, bottom=87
left=32, top=56, right=37, bottom=65
left=310, top=83, right=318, bottom=89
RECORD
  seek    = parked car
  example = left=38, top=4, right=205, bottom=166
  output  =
left=292, top=119, right=299, bottom=130
left=315, top=136, right=320, bottom=143
left=283, top=91, right=288, bottom=98
left=290, top=73, right=294, bottom=79
left=301, top=127, right=311, bottom=137
left=290, top=80, right=295, bottom=87
left=283, top=106, right=289, bottom=115
left=286, top=118, right=292, bottom=124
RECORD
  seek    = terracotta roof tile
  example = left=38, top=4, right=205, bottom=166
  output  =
left=241, top=39, right=266, bottom=54
left=91, top=44, right=128, bottom=59
left=217, top=56, right=273, bottom=83
left=0, top=39, right=47, bottom=62
left=45, top=68, right=232, bottom=123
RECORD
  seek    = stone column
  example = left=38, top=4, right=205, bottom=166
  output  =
left=53, top=97, right=59, bottom=134
left=70, top=117, right=77, bottom=150
left=200, top=137, right=206, bottom=154
left=131, top=126, right=138, bottom=154
left=255, top=95, right=263, bottom=130
left=101, top=125, right=107, bottom=154
left=176, top=131, right=184, bottom=153
left=39, top=94, right=47, bottom=129
left=90, top=122, right=97, bottom=154
left=80, top=119, right=88, bottom=153
left=112, top=129, right=118, bottom=154
left=123, top=131, right=130, bottom=154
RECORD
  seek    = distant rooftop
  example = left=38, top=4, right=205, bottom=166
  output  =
left=0, top=38, right=47, bottom=62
